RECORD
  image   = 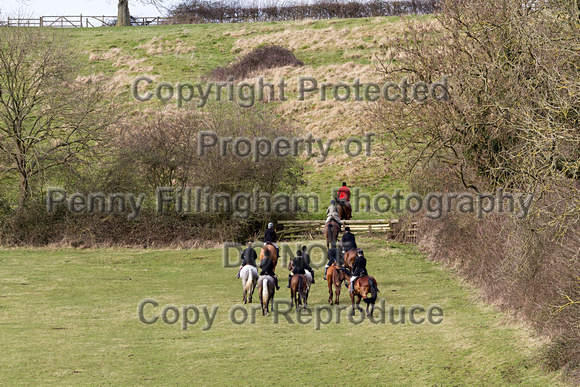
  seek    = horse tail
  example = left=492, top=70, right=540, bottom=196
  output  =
left=333, top=268, right=342, bottom=288
left=364, top=277, right=378, bottom=305
left=298, top=275, right=306, bottom=301
left=244, top=271, right=254, bottom=292
left=262, top=278, right=270, bottom=303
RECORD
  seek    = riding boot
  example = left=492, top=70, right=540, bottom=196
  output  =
left=323, top=266, right=328, bottom=280
left=274, top=276, right=280, bottom=290
left=287, top=274, right=292, bottom=288
left=349, top=281, right=354, bottom=293
left=310, top=270, right=315, bottom=284
left=236, top=267, right=241, bottom=279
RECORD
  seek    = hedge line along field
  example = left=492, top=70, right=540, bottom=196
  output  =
left=0, top=239, right=563, bottom=385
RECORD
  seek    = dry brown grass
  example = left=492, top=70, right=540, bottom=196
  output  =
left=230, top=18, right=437, bottom=55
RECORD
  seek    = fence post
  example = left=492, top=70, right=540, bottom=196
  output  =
left=40, top=16, right=43, bottom=27
left=80, top=14, right=82, bottom=28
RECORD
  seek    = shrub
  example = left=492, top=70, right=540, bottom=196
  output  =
left=207, top=45, right=304, bottom=81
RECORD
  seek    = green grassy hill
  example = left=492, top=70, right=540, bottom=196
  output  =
left=69, top=16, right=430, bottom=218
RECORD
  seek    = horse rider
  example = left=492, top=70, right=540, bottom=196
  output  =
left=287, top=249, right=315, bottom=287
left=337, top=181, right=351, bottom=206
left=341, top=226, right=357, bottom=259
left=264, top=222, right=279, bottom=257
left=260, top=249, right=280, bottom=290
left=237, top=241, right=257, bottom=279
left=325, top=200, right=342, bottom=231
left=301, top=245, right=315, bottom=283
left=324, top=241, right=341, bottom=280
left=349, top=249, right=368, bottom=293
left=301, top=245, right=310, bottom=266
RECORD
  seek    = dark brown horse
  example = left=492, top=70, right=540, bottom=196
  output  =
left=338, top=270, right=379, bottom=317
left=290, top=274, right=310, bottom=310
left=343, top=248, right=358, bottom=271
left=257, top=275, right=275, bottom=316
left=326, top=263, right=343, bottom=305
left=260, top=244, right=278, bottom=272
left=338, top=201, right=352, bottom=220
left=323, top=221, right=340, bottom=249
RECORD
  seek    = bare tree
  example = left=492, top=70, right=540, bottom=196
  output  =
left=118, top=103, right=304, bottom=196
left=367, top=0, right=580, bottom=375
left=0, top=27, right=118, bottom=209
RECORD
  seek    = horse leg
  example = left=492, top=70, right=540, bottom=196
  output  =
left=250, top=281, right=256, bottom=303
left=328, top=280, right=333, bottom=305
left=356, top=295, right=363, bottom=314
left=243, top=289, right=247, bottom=304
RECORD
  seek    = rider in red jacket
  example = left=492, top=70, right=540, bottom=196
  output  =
left=338, top=182, right=350, bottom=203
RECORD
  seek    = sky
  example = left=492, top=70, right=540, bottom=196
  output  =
left=1, top=0, right=168, bottom=18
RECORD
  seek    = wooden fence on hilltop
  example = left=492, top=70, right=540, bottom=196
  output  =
left=0, top=15, right=170, bottom=28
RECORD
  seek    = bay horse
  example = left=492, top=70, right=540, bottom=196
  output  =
left=323, top=221, right=340, bottom=249
left=338, top=269, right=379, bottom=317
left=239, top=265, right=258, bottom=304
left=326, top=263, right=343, bottom=305
left=290, top=274, right=311, bottom=310
left=287, top=259, right=313, bottom=283
left=260, top=244, right=278, bottom=272
left=343, top=248, right=358, bottom=271
left=257, top=275, right=275, bottom=316
left=338, top=200, right=352, bottom=220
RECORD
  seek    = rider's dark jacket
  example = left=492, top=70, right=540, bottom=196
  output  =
left=260, top=257, right=275, bottom=276
left=240, top=247, right=257, bottom=267
left=291, top=254, right=313, bottom=275
left=327, top=246, right=340, bottom=265
left=264, top=228, right=277, bottom=243
left=341, top=231, right=357, bottom=251
left=352, top=255, right=367, bottom=277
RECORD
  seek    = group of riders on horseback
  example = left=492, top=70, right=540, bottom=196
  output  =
left=237, top=182, right=371, bottom=295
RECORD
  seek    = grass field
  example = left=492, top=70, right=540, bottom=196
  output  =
left=0, top=239, right=563, bottom=385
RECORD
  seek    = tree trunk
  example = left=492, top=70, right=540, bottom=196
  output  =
left=18, top=170, right=30, bottom=210
left=117, top=0, right=131, bottom=27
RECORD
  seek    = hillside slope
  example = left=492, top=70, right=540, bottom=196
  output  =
left=71, top=16, right=433, bottom=212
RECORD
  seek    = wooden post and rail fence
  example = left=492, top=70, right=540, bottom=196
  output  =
left=277, top=219, right=418, bottom=243
left=0, top=15, right=170, bottom=28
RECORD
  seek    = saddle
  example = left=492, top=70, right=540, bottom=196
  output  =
left=352, top=273, right=368, bottom=286
left=326, top=217, right=340, bottom=225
